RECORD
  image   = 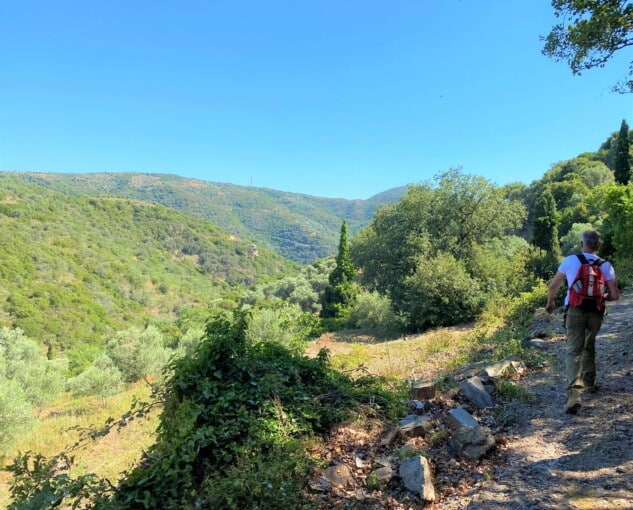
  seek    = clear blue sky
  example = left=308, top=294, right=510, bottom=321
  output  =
left=2, top=0, right=632, bottom=199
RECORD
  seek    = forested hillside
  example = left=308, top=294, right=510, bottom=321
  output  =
left=4, top=123, right=633, bottom=509
left=0, top=175, right=295, bottom=369
left=10, top=172, right=406, bottom=263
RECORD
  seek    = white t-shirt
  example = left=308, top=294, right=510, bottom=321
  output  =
left=558, top=252, right=616, bottom=305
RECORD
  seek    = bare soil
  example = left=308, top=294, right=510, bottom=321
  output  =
left=307, top=292, right=633, bottom=509
left=438, top=291, right=633, bottom=510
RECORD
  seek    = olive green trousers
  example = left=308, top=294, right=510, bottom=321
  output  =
left=565, top=306, right=603, bottom=393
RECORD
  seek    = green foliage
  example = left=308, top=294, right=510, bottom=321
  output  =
left=615, top=119, right=631, bottom=184
left=7, top=453, right=112, bottom=510
left=496, top=380, right=535, bottom=403
left=172, top=327, right=205, bottom=360
left=0, top=382, right=36, bottom=455
left=321, top=221, right=358, bottom=319
left=66, top=354, right=125, bottom=399
left=352, top=168, right=525, bottom=330
left=99, top=312, right=401, bottom=509
left=241, top=259, right=335, bottom=318
left=0, top=327, right=67, bottom=452
left=0, top=175, right=295, bottom=366
left=106, top=326, right=170, bottom=383
left=0, top=327, right=67, bottom=408
left=531, top=187, right=561, bottom=257
left=245, top=302, right=317, bottom=352
left=14, top=172, right=406, bottom=264
left=543, top=0, right=633, bottom=93
left=402, top=252, right=487, bottom=330
left=346, top=290, right=404, bottom=335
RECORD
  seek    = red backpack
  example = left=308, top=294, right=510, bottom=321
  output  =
left=568, top=254, right=606, bottom=312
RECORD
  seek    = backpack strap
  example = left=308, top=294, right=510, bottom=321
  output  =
left=576, top=253, right=605, bottom=267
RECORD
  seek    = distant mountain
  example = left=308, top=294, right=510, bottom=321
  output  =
left=11, top=172, right=407, bottom=263
left=0, top=174, right=295, bottom=368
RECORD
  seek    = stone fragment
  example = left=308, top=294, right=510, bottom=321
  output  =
left=527, top=338, right=548, bottom=349
left=323, top=464, right=355, bottom=488
left=399, top=455, right=436, bottom=502
left=448, top=426, right=495, bottom=460
left=380, top=426, right=399, bottom=446
left=406, top=399, right=429, bottom=414
left=399, top=414, right=433, bottom=438
left=483, top=358, right=526, bottom=378
left=367, top=465, right=393, bottom=489
left=446, top=407, right=479, bottom=429
left=460, top=376, right=494, bottom=408
left=410, top=380, right=436, bottom=400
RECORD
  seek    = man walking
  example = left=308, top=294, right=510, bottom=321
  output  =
left=546, top=230, right=620, bottom=414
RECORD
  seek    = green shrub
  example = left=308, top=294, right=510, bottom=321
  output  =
left=100, top=311, right=401, bottom=509
left=346, top=290, right=403, bottom=335
left=106, top=326, right=170, bottom=382
left=66, top=354, right=125, bottom=399
left=0, top=327, right=68, bottom=408
left=402, top=252, right=487, bottom=330
left=0, top=380, right=36, bottom=454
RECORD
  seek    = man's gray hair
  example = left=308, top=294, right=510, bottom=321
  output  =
left=581, top=230, right=601, bottom=250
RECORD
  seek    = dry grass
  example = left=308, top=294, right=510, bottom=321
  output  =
left=307, top=325, right=475, bottom=382
left=0, top=382, right=160, bottom=508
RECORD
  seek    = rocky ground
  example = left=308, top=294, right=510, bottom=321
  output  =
left=308, top=291, right=633, bottom=509
left=438, top=292, right=633, bottom=510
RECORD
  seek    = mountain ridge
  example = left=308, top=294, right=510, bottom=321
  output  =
left=9, top=171, right=408, bottom=263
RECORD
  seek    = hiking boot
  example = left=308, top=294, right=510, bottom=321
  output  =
left=565, top=392, right=582, bottom=415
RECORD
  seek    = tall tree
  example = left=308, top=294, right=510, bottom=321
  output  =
left=531, top=187, right=561, bottom=257
left=321, top=220, right=357, bottom=318
left=542, top=0, right=633, bottom=93
left=352, top=169, right=526, bottom=330
left=614, top=119, right=631, bottom=184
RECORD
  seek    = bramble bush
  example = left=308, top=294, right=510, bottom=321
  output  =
left=98, top=311, right=400, bottom=509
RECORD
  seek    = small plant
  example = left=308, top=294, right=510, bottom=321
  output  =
left=496, top=379, right=534, bottom=403
left=427, top=428, right=448, bottom=445
left=495, top=407, right=518, bottom=428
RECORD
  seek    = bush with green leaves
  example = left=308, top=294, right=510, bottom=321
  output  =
left=172, top=327, right=205, bottom=360
left=0, top=327, right=68, bottom=453
left=97, top=311, right=403, bottom=509
left=346, top=290, right=403, bottom=335
left=402, top=252, right=487, bottom=330
left=66, top=354, right=125, bottom=399
left=0, top=381, right=36, bottom=454
left=106, top=325, right=170, bottom=382
left=244, top=302, right=313, bottom=352
left=0, top=327, right=68, bottom=408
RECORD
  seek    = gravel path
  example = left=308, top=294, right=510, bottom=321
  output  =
left=440, top=291, right=633, bottom=510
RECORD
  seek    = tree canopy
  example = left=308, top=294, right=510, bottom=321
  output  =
left=542, top=0, right=633, bottom=93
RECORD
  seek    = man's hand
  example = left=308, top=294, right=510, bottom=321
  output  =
left=546, top=272, right=566, bottom=316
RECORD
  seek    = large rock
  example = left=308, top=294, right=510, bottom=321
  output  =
left=399, top=414, right=433, bottom=438
left=460, top=376, right=494, bottom=408
left=448, top=426, right=495, bottom=460
left=446, top=407, right=479, bottom=429
left=399, top=455, right=435, bottom=502
left=322, top=464, right=355, bottom=488
left=410, top=381, right=436, bottom=400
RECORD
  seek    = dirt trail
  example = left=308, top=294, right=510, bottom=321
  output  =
left=440, top=291, right=633, bottom=510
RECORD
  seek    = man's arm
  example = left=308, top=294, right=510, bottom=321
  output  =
left=546, top=271, right=566, bottom=314
left=606, top=279, right=620, bottom=301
